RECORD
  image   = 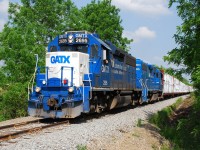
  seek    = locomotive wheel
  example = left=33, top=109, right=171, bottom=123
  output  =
left=138, top=97, right=143, bottom=105
left=96, top=106, right=102, bottom=113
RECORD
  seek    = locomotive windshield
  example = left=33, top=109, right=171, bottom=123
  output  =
left=60, top=45, right=88, bottom=53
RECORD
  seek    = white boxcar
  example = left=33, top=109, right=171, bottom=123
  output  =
left=174, top=77, right=180, bottom=93
left=163, top=73, right=174, bottom=94
left=163, top=73, right=193, bottom=95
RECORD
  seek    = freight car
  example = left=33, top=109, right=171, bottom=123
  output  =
left=162, top=72, right=193, bottom=97
left=28, top=31, right=192, bottom=118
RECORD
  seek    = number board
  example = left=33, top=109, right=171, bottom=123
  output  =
left=58, top=38, right=68, bottom=45
left=58, top=33, right=89, bottom=45
left=75, top=37, right=88, bottom=44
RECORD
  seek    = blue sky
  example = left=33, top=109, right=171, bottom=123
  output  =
left=0, top=0, right=182, bottom=69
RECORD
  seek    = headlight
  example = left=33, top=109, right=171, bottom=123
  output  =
left=68, top=34, right=73, bottom=43
left=68, top=87, right=74, bottom=93
left=35, top=87, right=41, bottom=93
left=42, top=80, right=46, bottom=85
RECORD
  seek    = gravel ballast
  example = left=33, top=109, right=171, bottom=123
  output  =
left=0, top=95, right=189, bottom=150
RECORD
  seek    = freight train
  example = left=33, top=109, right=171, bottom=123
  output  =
left=28, top=31, right=193, bottom=118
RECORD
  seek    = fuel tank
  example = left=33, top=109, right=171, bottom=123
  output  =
left=109, top=93, right=132, bottom=109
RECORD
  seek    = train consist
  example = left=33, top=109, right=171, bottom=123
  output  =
left=28, top=31, right=193, bottom=118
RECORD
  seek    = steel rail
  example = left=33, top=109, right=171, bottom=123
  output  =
left=0, top=119, right=42, bottom=130
left=0, top=120, right=69, bottom=142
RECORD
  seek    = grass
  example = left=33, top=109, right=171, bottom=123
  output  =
left=136, top=118, right=142, bottom=127
left=76, top=144, right=87, bottom=150
left=160, top=143, right=170, bottom=150
left=149, top=96, right=200, bottom=150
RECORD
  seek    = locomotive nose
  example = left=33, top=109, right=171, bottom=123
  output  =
left=47, top=97, right=58, bottom=107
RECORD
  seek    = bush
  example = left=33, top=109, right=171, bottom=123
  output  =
left=0, top=82, right=28, bottom=121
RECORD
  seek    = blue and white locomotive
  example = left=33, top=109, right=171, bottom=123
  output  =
left=28, top=31, right=163, bottom=118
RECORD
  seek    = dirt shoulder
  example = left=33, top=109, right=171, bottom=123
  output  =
left=87, top=122, right=170, bottom=150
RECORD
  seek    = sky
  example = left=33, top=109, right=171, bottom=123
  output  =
left=0, top=0, right=182, bottom=69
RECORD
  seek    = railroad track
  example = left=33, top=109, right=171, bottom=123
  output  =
left=0, top=97, right=174, bottom=143
left=0, top=110, right=120, bottom=143
left=0, top=118, right=69, bottom=142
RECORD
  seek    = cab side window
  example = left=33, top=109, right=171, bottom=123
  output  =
left=90, top=44, right=98, bottom=58
left=50, top=46, right=57, bottom=52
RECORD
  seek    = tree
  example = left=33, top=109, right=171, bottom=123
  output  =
left=164, top=0, right=200, bottom=89
left=81, top=0, right=133, bottom=51
left=164, top=0, right=200, bottom=75
left=0, top=83, right=28, bottom=120
left=162, top=1, right=200, bottom=148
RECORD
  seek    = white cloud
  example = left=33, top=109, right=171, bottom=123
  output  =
left=0, top=0, right=9, bottom=31
left=124, top=26, right=156, bottom=42
left=112, top=0, right=172, bottom=16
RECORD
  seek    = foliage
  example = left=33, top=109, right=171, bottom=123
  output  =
left=192, top=65, right=200, bottom=89
left=150, top=97, right=200, bottom=149
left=76, top=144, right=87, bottom=150
left=0, top=83, right=28, bottom=121
left=136, top=118, right=142, bottom=127
left=164, top=0, right=200, bottom=74
left=192, top=66, right=200, bottom=109
left=149, top=98, right=181, bottom=129
left=162, top=1, right=200, bottom=148
left=0, top=68, right=7, bottom=87
left=81, top=0, right=133, bottom=51
left=164, top=0, right=200, bottom=91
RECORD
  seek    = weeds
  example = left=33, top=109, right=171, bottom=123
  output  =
left=76, top=144, right=87, bottom=150
left=149, top=97, right=200, bottom=149
left=137, top=118, right=142, bottom=127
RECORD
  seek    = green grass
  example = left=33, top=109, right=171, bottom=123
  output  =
left=76, top=144, right=87, bottom=150
left=136, top=118, right=142, bottom=127
left=149, top=97, right=200, bottom=150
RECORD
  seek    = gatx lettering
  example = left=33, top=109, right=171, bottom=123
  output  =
left=51, top=56, right=70, bottom=64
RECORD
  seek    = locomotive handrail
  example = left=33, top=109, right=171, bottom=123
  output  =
left=28, top=54, right=38, bottom=100
left=88, top=73, right=92, bottom=99
left=145, top=79, right=149, bottom=90
left=28, top=66, right=37, bottom=100
left=139, top=79, right=144, bottom=88
left=139, top=79, right=149, bottom=99
left=36, top=66, right=74, bottom=87
left=82, top=73, right=92, bottom=102
left=61, top=66, right=74, bottom=87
